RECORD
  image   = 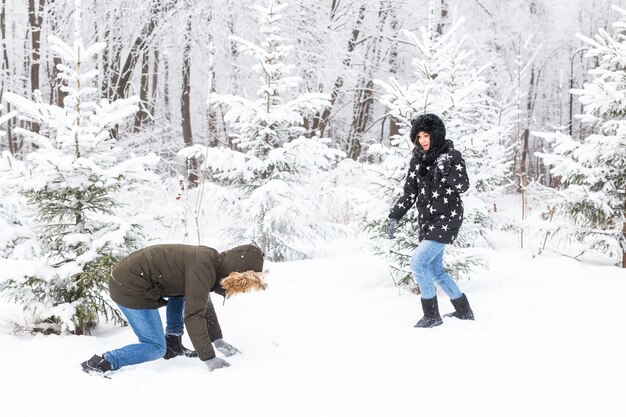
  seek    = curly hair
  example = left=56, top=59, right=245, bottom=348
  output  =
left=220, top=270, right=268, bottom=298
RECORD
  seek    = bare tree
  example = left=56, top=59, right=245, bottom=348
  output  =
left=346, top=2, right=391, bottom=160
left=133, top=48, right=150, bottom=132
left=1, top=0, right=15, bottom=154
left=387, top=6, right=400, bottom=140
left=45, top=0, right=67, bottom=108
left=436, top=0, right=448, bottom=35
left=181, top=8, right=197, bottom=186
left=312, top=1, right=367, bottom=138
left=28, top=0, right=46, bottom=133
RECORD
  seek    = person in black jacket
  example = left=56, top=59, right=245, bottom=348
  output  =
left=387, top=114, right=474, bottom=328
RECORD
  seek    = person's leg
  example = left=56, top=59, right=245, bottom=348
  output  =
left=410, top=239, right=446, bottom=299
left=431, top=248, right=463, bottom=300
left=410, top=240, right=445, bottom=328
left=165, top=296, right=185, bottom=336
left=430, top=248, right=475, bottom=319
left=163, top=296, right=197, bottom=359
left=103, top=305, right=166, bottom=371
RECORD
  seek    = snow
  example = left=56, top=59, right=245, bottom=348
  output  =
left=1, top=223, right=625, bottom=416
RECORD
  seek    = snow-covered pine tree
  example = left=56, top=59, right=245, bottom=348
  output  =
left=534, top=6, right=626, bottom=267
left=369, top=4, right=515, bottom=286
left=181, top=0, right=342, bottom=261
left=1, top=0, right=158, bottom=334
left=0, top=111, right=31, bottom=260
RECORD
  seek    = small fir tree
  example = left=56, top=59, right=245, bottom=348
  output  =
left=369, top=6, right=515, bottom=286
left=534, top=6, right=626, bottom=267
left=2, top=1, right=158, bottom=334
left=182, top=0, right=342, bottom=261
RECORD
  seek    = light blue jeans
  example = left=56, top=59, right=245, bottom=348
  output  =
left=103, top=297, right=185, bottom=371
left=165, top=296, right=185, bottom=336
left=410, top=239, right=463, bottom=300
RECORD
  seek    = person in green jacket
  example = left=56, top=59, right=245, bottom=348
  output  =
left=80, top=243, right=266, bottom=374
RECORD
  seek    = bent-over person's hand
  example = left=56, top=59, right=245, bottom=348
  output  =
left=204, top=356, right=231, bottom=372
left=214, top=338, right=241, bottom=357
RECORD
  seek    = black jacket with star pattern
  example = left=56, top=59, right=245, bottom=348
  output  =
left=389, top=140, right=470, bottom=244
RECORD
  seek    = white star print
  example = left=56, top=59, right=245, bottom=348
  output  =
left=451, top=210, right=457, bottom=217
left=442, top=225, right=448, bottom=231
left=410, top=193, right=416, bottom=199
left=429, top=225, right=434, bottom=231
left=440, top=215, right=445, bottom=219
left=446, top=189, right=453, bottom=195
left=421, top=189, right=426, bottom=195
left=455, top=164, right=464, bottom=171
left=444, top=197, right=448, bottom=204
left=409, top=171, right=416, bottom=179
left=429, top=206, right=435, bottom=213
left=398, top=203, right=405, bottom=208
left=432, top=191, right=440, bottom=199
left=455, top=184, right=463, bottom=189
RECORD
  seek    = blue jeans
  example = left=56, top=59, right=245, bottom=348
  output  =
left=410, top=239, right=463, bottom=300
left=103, top=297, right=185, bottom=371
left=103, top=305, right=166, bottom=371
left=165, top=296, right=185, bottom=336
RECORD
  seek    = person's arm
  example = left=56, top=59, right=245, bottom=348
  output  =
left=204, top=294, right=223, bottom=342
left=184, top=265, right=217, bottom=361
left=389, top=154, right=420, bottom=221
left=445, top=150, right=470, bottom=194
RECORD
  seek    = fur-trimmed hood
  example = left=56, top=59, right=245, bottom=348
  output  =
left=410, top=113, right=446, bottom=151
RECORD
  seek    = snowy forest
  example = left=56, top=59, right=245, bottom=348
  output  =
left=1, top=0, right=625, bottom=320
left=0, top=0, right=625, bottom=414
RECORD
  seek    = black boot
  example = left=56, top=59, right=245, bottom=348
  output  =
left=81, top=354, right=112, bottom=374
left=444, top=293, right=475, bottom=320
left=163, top=335, right=197, bottom=359
left=414, top=296, right=443, bottom=328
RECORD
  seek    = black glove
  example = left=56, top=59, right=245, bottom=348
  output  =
left=386, top=218, right=398, bottom=239
left=213, top=339, right=240, bottom=357
left=204, top=356, right=231, bottom=372
left=435, top=154, right=451, bottom=176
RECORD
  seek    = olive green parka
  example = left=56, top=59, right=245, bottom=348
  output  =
left=109, top=244, right=264, bottom=361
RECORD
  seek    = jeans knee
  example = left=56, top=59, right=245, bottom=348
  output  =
left=410, top=255, right=429, bottom=273
left=155, top=338, right=167, bottom=358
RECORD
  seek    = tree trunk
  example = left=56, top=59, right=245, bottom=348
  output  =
left=1, top=0, right=15, bottom=155
left=47, top=0, right=65, bottom=107
left=28, top=0, right=45, bottom=134
left=181, top=14, right=197, bottom=186
left=622, top=222, right=626, bottom=268
left=436, top=0, right=448, bottom=35
left=388, top=6, right=400, bottom=140
left=133, top=48, right=150, bottom=132
left=313, top=2, right=366, bottom=138
left=225, top=4, right=239, bottom=149
left=346, top=79, right=374, bottom=160
left=519, top=66, right=538, bottom=189
left=0, top=0, right=8, bottom=103
left=163, top=53, right=169, bottom=120
left=149, top=48, right=158, bottom=117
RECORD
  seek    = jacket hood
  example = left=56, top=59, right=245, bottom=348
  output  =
left=410, top=113, right=446, bottom=152
left=217, top=244, right=264, bottom=278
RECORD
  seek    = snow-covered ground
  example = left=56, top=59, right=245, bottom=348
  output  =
left=1, top=192, right=625, bottom=417
left=1, top=229, right=625, bottom=416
